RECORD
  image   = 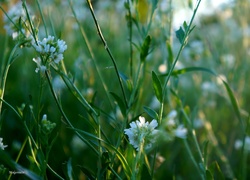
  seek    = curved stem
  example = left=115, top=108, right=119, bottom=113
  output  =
left=85, top=0, right=128, bottom=108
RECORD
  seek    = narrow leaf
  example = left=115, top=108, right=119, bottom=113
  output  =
left=110, top=92, right=126, bottom=117
left=166, top=40, right=173, bottom=64
left=140, top=35, right=151, bottom=61
left=222, top=80, right=243, bottom=129
left=175, top=26, right=185, bottom=44
left=161, top=67, right=216, bottom=77
left=143, top=106, right=158, bottom=120
left=152, top=71, right=163, bottom=102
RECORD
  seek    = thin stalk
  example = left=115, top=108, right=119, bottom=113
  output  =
left=85, top=0, right=128, bottom=108
left=8, top=137, right=28, bottom=180
left=159, top=0, right=202, bottom=124
left=35, top=0, right=48, bottom=36
left=181, top=109, right=204, bottom=164
left=46, top=164, right=64, bottom=180
left=162, top=0, right=201, bottom=93
left=183, top=140, right=205, bottom=180
left=128, top=61, right=144, bottom=108
left=22, top=0, right=37, bottom=41
left=126, top=0, right=133, bottom=78
left=45, top=70, right=99, bottom=155
left=67, top=0, right=113, bottom=110
left=0, top=42, right=21, bottom=115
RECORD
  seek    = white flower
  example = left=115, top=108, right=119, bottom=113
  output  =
left=4, top=2, right=33, bottom=40
left=235, top=136, right=250, bottom=152
left=33, top=35, right=67, bottom=64
left=0, top=138, right=7, bottom=150
left=166, top=110, right=178, bottom=127
left=174, top=125, right=188, bottom=139
left=33, top=57, right=46, bottom=73
left=124, top=116, right=158, bottom=151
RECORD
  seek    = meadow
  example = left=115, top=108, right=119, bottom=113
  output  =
left=0, top=0, right=249, bottom=179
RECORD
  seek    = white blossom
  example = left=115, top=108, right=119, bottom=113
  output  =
left=4, top=2, right=33, bottom=40
left=33, top=57, right=46, bottom=73
left=0, top=138, right=7, bottom=150
left=235, top=136, right=250, bottom=152
left=124, top=116, right=158, bottom=151
left=33, top=35, right=67, bottom=64
left=174, top=125, right=188, bottom=139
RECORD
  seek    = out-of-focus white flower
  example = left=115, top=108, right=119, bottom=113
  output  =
left=33, top=35, right=67, bottom=64
left=33, top=57, right=46, bottom=73
left=162, top=110, right=188, bottom=139
left=71, top=135, right=87, bottom=154
left=52, top=76, right=66, bottom=93
left=158, top=64, right=167, bottom=73
left=167, top=110, right=177, bottom=120
left=124, top=116, right=158, bottom=151
left=149, top=96, right=160, bottom=109
left=0, top=138, right=7, bottom=150
left=216, top=74, right=227, bottom=85
left=221, top=54, right=235, bottom=68
left=174, top=125, right=188, bottom=139
left=235, top=136, right=250, bottom=152
left=4, top=2, right=33, bottom=40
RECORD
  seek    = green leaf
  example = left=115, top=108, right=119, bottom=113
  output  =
left=183, top=21, right=188, bottom=31
left=160, top=67, right=216, bottom=77
left=176, top=26, right=185, bottom=44
left=71, top=128, right=132, bottom=179
left=141, top=163, right=152, bottom=180
left=143, top=106, right=158, bottom=120
left=222, top=80, right=243, bottom=129
left=119, top=72, right=133, bottom=92
left=152, top=71, right=163, bottom=102
left=205, top=169, right=213, bottom=180
left=202, top=140, right=209, bottom=167
left=0, top=150, right=42, bottom=180
left=166, top=41, right=173, bottom=64
left=140, top=35, right=151, bottom=61
left=110, top=92, right=126, bottom=117
left=208, top=161, right=224, bottom=180
left=78, top=166, right=95, bottom=180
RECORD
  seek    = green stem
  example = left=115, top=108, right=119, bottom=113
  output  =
left=35, top=0, right=48, bottom=36
left=85, top=0, right=128, bottom=108
left=0, top=42, right=22, bottom=116
left=45, top=70, right=99, bottom=155
left=67, top=0, right=113, bottom=111
left=183, top=139, right=205, bottom=180
left=126, top=0, right=133, bottom=78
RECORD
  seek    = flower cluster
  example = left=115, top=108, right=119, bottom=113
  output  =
left=4, top=2, right=33, bottom=41
left=0, top=138, right=7, bottom=150
left=33, top=36, right=67, bottom=63
left=124, top=116, right=158, bottom=151
left=32, top=35, right=67, bottom=73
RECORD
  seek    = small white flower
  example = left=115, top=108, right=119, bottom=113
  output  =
left=174, top=125, right=187, bottom=139
left=167, top=110, right=177, bottom=120
left=124, top=116, right=158, bottom=151
left=235, top=136, right=250, bottom=152
left=42, top=114, right=47, bottom=121
left=0, top=138, right=7, bottom=150
left=4, top=2, right=33, bottom=40
left=33, top=35, right=67, bottom=64
left=33, top=57, right=46, bottom=73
